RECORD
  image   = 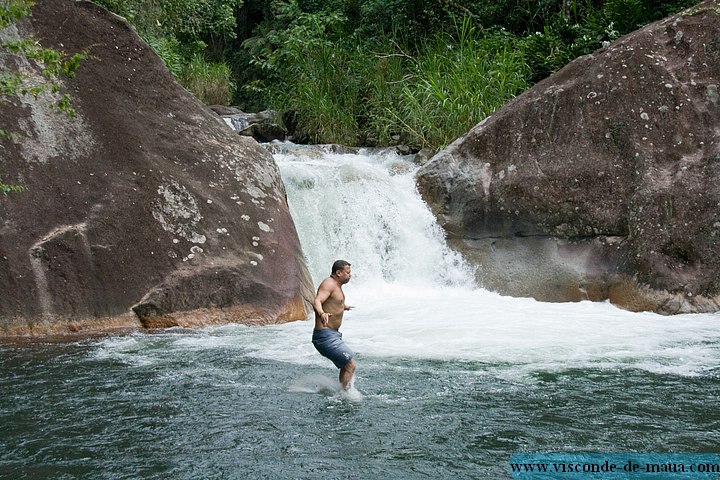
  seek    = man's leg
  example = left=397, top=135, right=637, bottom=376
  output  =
left=339, top=359, right=356, bottom=390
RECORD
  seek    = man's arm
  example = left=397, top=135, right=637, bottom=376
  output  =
left=313, top=279, right=334, bottom=327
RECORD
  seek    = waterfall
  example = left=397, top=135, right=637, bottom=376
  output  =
left=265, top=143, right=720, bottom=377
left=273, top=144, right=471, bottom=288
left=3, top=149, right=715, bottom=480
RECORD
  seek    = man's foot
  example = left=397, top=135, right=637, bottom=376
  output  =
left=339, top=385, right=363, bottom=403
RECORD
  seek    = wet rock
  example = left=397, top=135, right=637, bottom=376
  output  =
left=417, top=1, right=720, bottom=314
left=413, top=147, right=436, bottom=166
left=0, top=0, right=313, bottom=336
left=263, top=143, right=360, bottom=157
left=237, top=122, right=288, bottom=143
left=221, top=110, right=287, bottom=142
left=209, top=105, right=243, bottom=116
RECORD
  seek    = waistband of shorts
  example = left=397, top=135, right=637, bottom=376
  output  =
left=313, top=328, right=340, bottom=337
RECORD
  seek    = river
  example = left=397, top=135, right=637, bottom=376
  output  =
left=1, top=145, right=718, bottom=479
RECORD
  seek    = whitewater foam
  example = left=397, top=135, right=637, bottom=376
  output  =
left=89, top=146, right=720, bottom=380
left=288, top=374, right=363, bottom=403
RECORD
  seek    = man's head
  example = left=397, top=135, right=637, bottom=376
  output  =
left=331, top=259, right=352, bottom=284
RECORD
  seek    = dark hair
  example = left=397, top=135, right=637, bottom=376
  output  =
left=331, top=259, right=351, bottom=275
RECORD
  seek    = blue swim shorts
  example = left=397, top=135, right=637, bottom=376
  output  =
left=312, top=329, right=355, bottom=368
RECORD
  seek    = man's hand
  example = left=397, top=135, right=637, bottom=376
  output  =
left=321, top=312, right=332, bottom=327
left=344, top=305, right=354, bottom=311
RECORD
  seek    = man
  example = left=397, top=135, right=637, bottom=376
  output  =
left=312, top=260, right=356, bottom=390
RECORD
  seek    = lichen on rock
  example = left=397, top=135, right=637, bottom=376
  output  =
left=0, top=0, right=313, bottom=336
left=417, top=0, right=720, bottom=314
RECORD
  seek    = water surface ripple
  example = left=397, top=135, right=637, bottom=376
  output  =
left=2, top=146, right=719, bottom=479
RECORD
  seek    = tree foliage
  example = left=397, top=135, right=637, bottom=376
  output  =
left=92, top=0, right=699, bottom=148
left=92, top=0, right=242, bottom=103
left=94, top=0, right=241, bottom=40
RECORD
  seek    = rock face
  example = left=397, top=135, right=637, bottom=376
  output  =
left=417, top=1, right=720, bottom=314
left=0, top=0, right=314, bottom=335
left=217, top=109, right=288, bottom=143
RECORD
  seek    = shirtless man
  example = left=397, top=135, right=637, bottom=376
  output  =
left=312, top=260, right=356, bottom=390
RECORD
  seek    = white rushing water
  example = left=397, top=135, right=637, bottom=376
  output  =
left=25, top=145, right=717, bottom=480
left=269, top=144, right=720, bottom=377
left=96, top=144, right=720, bottom=380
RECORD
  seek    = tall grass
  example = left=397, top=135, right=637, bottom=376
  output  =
left=267, top=16, right=528, bottom=150
left=180, top=54, right=234, bottom=106
left=350, top=37, right=406, bottom=146
left=382, top=18, right=529, bottom=149
left=274, top=41, right=360, bottom=145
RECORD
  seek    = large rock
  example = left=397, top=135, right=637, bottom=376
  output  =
left=417, top=1, right=720, bottom=314
left=219, top=110, right=288, bottom=142
left=0, top=0, right=314, bottom=335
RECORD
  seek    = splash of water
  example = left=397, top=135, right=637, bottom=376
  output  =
left=275, top=145, right=471, bottom=288
left=269, top=143, right=720, bottom=378
left=92, top=144, right=720, bottom=379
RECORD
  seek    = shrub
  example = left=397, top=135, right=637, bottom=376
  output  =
left=180, top=54, right=234, bottom=106
left=144, top=35, right=183, bottom=77
left=251, top=3, right=361, bottom=144
left=390, top=18, right=529, bottom=149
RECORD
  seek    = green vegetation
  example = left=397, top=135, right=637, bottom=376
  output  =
left=180, top=53, right=235, bottom=105
left=1, top=0, right=89, bottom=195
left=0, top=177, right=25, bottom=195
left=389, top=20, right=529, bottom=148
left=1, top=1, right=87, bottom=118
left=92, top=0, right=241, bottom=105
left=87, top=0, right=700, bottom=149
left=0, top=0, right=33, bottom=26
left=1, top=38, right=87, bottom=117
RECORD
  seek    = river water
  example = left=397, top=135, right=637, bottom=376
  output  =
left=2, top=145, right=719, bottom=479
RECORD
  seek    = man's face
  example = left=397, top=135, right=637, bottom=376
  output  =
left=337, top=265, right=352, bottom=284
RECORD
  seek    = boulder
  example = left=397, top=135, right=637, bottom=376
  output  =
left=0, top=0, right=314, bottom=336
left=417, top=1, right=720, bottom=314
left=209, top=105, right=243, bottom=116
left=221, top=110, right=288, bottom=142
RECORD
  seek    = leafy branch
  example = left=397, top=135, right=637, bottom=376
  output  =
left=0, top=177, right=25, bottom=195
left=1, top=0, right=88, bottom=194
left=1, top=38, right=89, bottom=117
left=0, top=0, right=34, bottom=29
